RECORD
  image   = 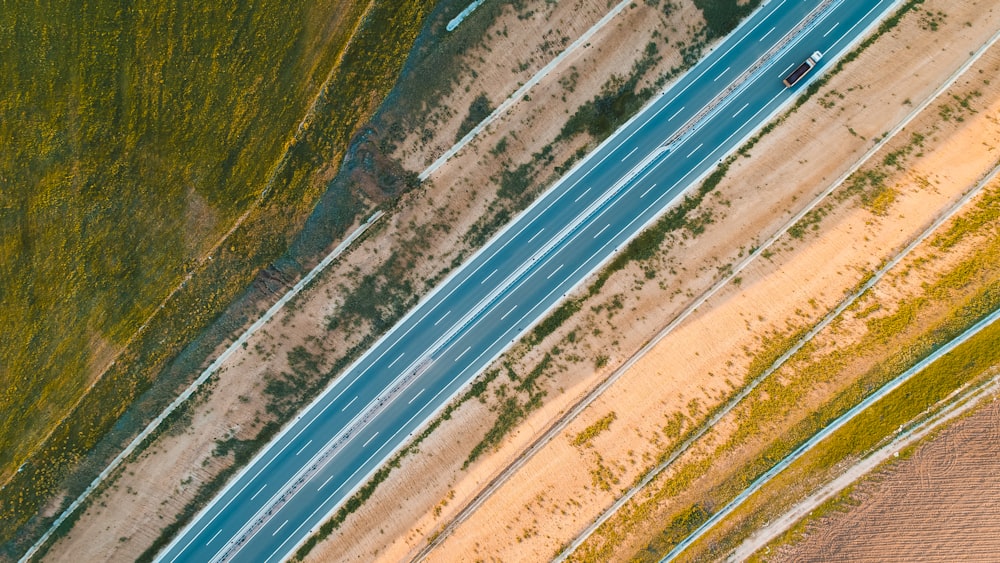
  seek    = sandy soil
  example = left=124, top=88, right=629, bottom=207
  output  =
left=581, top=29, right=1000, bottom=563
left=406, top=1, right=1000, bottom=561
left=770, top=397, right=1000, bottom=563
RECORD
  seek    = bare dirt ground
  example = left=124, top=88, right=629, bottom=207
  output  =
left=770, top=397, right=1000, bottom=563
left=578, top=28, right=1000, bottom=563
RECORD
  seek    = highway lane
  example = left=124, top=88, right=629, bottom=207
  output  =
left=157, top=1, right=901, bottom=561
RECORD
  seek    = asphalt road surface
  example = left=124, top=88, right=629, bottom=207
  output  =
left=157, top=1, right=901, bottom=561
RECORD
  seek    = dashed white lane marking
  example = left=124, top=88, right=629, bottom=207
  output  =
left=455, top=346, right=471, bottom=362
left=362, top=432, right=380, bottom=448
left=408, top=388, right=425, bottom=405
left=593, top=224, right=611, bottom=239
left=207, top=530, right=222, bottom=546
left=824, top=21, right=840, bottom=37
left=547, top=264, right=564, bottom=280
left=759, top=25, right=775, bottom=41
left=317, top=474, right=335, bottom=491
left=341, top=396, right=357, bottom=412
left=687, top=143, right=704, bottom=158
left=574, top=187, right=592, bottom=203
left=387, top=353, right=404, bottom=369
left=527, top=228, right=545, bottom=243
left=250, top=484, right=267, bottom=501
left=640, top=183, right=657, bottom=198
left=714, top=66, right=731, bottom=81
left=480, top=268, right=497, bottom=284
left=734, top=102, right=750, bottom=117
left=272, top=519, right=288, bottom=536
left=433, top=310, right=451, bottom=326
left=501, top=305, right=517, bottom=320
left=295, top=440, right=313, bottom=456
left=621, top=147, right=639, bottom=161
left=668, top=106, right=685, bottom=121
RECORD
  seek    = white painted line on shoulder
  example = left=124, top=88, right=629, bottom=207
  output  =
left=668, top=106, right=685, bottom=121
left=408, top=388, right=425, bottom=405
left=574, top=187, right=592, bottom=203
left=433, top=310, right=451, bottom=326
left=640, top=183, right=657, bottom=199
left=501, top=305, right=517, bottom=320
left=295, top=440, right=313, bottom=456
left=341, top=396, right=357, bottom=412
left=362, top=432, right=380, bottom=449
left=547, top=264, right=564, bottom=280
left=621, top=147, right=638, bottom=161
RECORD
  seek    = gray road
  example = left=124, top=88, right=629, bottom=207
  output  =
left=156, top=1, right=900, bottom=561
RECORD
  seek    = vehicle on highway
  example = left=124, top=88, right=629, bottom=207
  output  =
left=782, top=51, right=823, bottom=87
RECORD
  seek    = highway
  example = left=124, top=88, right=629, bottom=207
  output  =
left=156, top=1, right=901, bottom=561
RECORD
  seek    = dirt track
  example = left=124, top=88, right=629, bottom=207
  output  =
left=770, top=395, right=1000, bottom=562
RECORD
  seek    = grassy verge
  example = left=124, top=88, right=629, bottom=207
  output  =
left=585, top=230, right=1000, bottom=562
left=701, top=315, right=1000, bottom=561
left=2, top=0, right=442, bottom=557
left=581, top=173, right=1000, bottom=561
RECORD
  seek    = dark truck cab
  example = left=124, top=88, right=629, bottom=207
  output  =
left=783, top=51, right=823, bottom=87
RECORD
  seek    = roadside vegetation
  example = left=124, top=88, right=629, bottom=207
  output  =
left=575, top=178, right=1000, bottom=562
left=688, top=303, right=1000, bottom=561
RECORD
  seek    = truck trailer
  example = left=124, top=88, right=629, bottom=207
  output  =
left=782, top=51, right=823, bottom=87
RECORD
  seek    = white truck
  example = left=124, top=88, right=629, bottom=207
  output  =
left=782, top=51, right=823, bottom=87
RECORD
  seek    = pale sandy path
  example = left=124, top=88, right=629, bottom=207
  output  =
left=730, top=377, right=1000, bottom=561
left=665, top=305, right=1000, bottom=561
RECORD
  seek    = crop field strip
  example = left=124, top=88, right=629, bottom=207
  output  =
left=731, top=363, right=1000, bottom=559
left=1, top=0, right=443, bottom=557
left=765, top=386, right=1000, bottom=561
left=668, top=306, right=1000, bottom=560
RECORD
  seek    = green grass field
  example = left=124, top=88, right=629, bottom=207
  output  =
left=0, top=0, right=443, bottom=551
